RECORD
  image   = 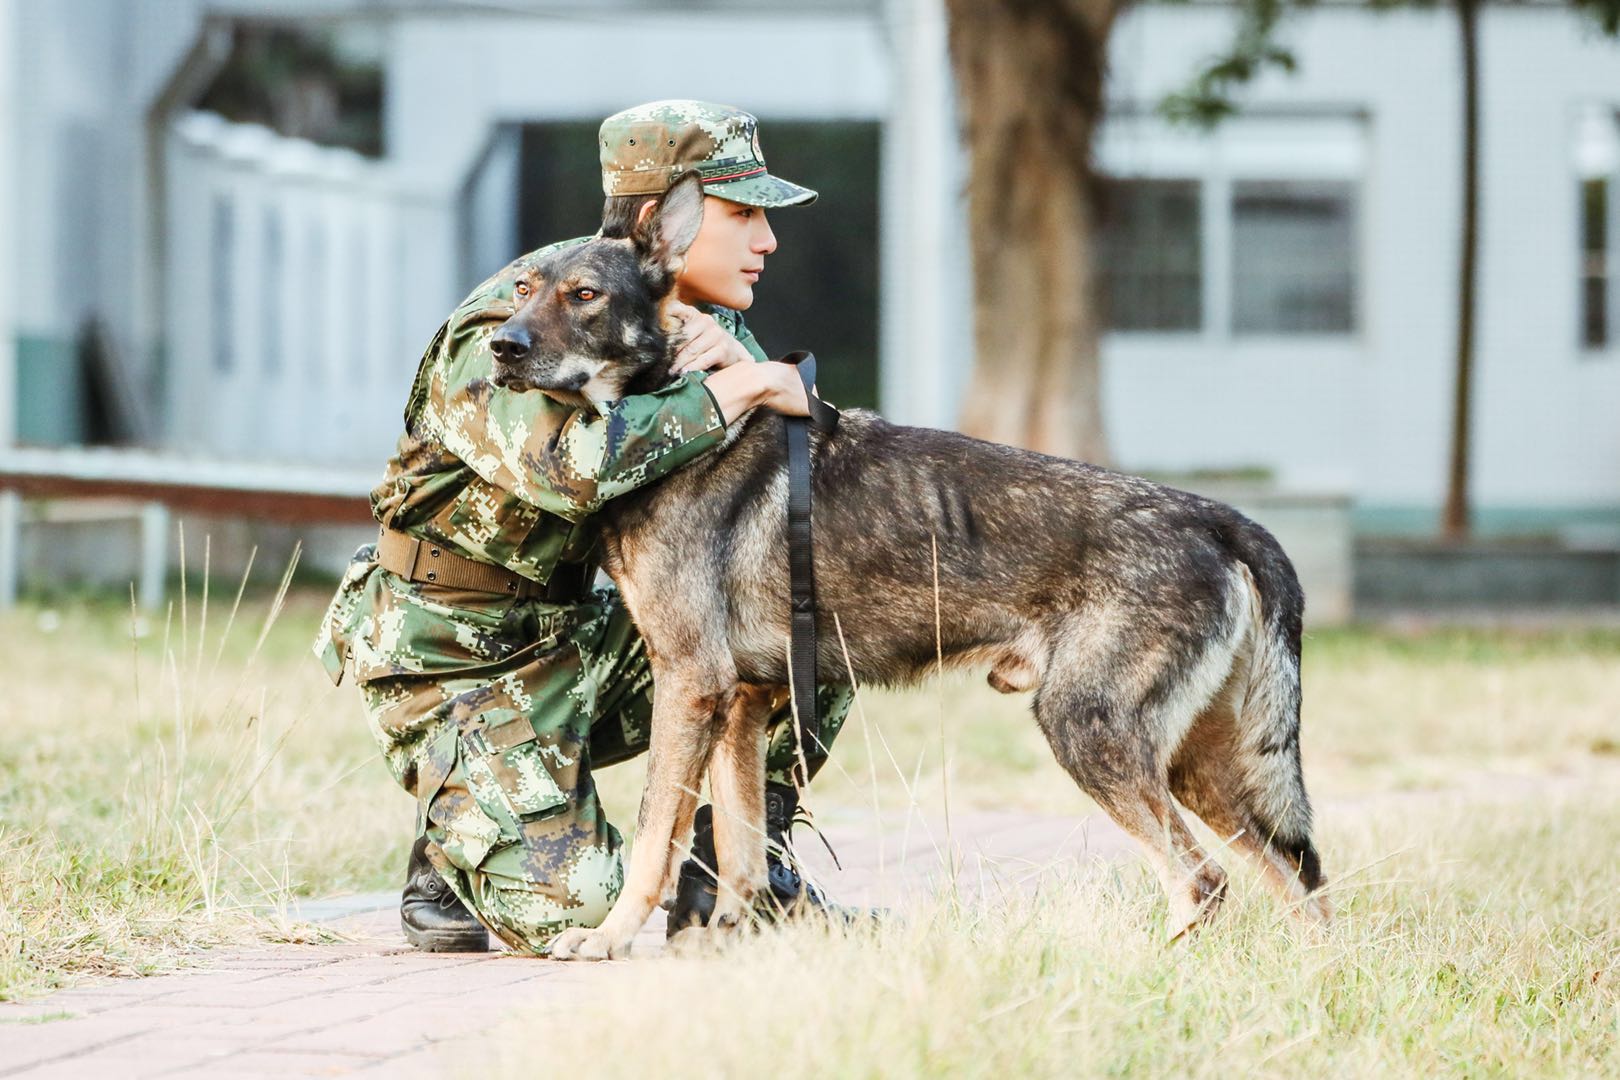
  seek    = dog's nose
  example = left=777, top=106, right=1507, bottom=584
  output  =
left=488, top=325, right=532, bottom=364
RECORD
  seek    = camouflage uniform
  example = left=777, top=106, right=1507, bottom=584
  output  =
left=313, top=101, right=850, bottom=954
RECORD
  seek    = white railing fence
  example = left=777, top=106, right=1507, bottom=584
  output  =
left=164, top=111, right=458, bottom=468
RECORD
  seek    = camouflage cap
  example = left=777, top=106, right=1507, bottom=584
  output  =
left=599, top=100, right=817, bottom=209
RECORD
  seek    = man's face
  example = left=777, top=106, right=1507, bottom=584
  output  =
left=673, top=195, right=778, bottom=310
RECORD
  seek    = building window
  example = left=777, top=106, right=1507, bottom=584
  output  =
left=1099, top=179, right=1202, bottom=332
left=1576, top=105, right=1618, bottom=351
left=1231, top=180, right=1356, bottom=334
left=1584, top=177, right=1609, bottom=348
left=1097, top=112, right=1365, bottom=342
left=1098, top=177, right=1357, bottom=337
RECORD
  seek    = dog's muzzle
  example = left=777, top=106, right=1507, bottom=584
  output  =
left=488, top=324, right=546, bottom=390
left=489, top=325, right=532, bottom=366
left=488, top=349, right=591, bottom=397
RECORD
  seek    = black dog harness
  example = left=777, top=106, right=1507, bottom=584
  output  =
left=778, top=351, right=839, bottom=788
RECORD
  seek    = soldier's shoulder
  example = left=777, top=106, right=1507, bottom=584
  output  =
left=449, top=236, right=595, bottom=336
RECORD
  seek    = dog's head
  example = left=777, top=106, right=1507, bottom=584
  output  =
left=487, top=172, right=705, bottom=405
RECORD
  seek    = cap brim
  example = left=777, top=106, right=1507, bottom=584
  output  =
left=703, top=173, right=818, bottom=208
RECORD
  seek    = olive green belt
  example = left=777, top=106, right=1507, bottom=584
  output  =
left=375, top=528, right=593, bottom=604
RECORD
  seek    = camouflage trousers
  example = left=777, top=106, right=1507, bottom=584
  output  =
left=317, top=549, right=852, bottom=955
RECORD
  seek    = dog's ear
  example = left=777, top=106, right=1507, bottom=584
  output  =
left=632, top=171, right=706, bottom=292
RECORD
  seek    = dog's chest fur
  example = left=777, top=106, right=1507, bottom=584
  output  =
left=598, top=409, right=796, bottom=682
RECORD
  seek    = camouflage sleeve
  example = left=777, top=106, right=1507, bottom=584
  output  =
left=420, top=303, right=727, bottom=524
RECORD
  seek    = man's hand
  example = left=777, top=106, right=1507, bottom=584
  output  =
left=704, top=362, right=812, bottom=424
left=668, top=301, right=755, bottom=374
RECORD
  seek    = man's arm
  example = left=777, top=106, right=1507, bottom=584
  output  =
left=704, top=361, right=808, bottom=423
left=413, top=267, right=810, bottom=523
left=668, top=304, right=808, bottom=423
left=420, top=310, right=729, bottom=524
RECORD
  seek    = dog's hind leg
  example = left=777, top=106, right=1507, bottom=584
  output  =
left=705, top=684, right=775, bottom=932
left=1039, top=697, right=1227, bottom=936
left=551, top=670, right=725, bottom=961
left=1169, top=564, right=1329, bottom=925
left=1170, top=654, right=1331, bottom=925
left=1034, top=625, right=1230, bottom=938
left=1169, top=697, right=1329, bottom=925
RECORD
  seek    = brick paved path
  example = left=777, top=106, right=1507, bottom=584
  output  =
left=0, top=810, right=1137, bottom=1079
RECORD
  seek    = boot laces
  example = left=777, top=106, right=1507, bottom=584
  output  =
left=786, top=799, right=842, bottom=873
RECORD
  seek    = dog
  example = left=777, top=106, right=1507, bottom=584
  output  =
left=486, top=172, right=1331, bottom=960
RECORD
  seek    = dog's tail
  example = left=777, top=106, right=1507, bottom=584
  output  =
left=1230, top=521, right=1324, bottom=894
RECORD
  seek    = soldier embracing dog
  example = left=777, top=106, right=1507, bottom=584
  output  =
left=474, top=170, right=1330, bottom=961
left=313, top=101, right=862, bottom=953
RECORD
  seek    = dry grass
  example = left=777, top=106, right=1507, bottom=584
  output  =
left=2, top=569, right=1617, bottom=1017
left=469, top=789, right=1620, bottom=1078
left=0, top=570, right=402, bottom=999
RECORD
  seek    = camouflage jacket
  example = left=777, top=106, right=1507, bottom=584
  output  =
left=374, top=236, right=768, bottom=582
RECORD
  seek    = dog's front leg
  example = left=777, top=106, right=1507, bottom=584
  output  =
left=705, top=684, right=775, bottom=932
left=551, top=673, right=721, bottom=961
left=657, top=788, right=702, bottom=907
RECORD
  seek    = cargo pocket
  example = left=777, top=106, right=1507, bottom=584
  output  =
left=350, top=569, right=562, bottom=685
left=419, top=726, right=504, bottom=873
left=443, top=476, right=557, bottom=574
left=462, top=712, right=569, bottom=827
left=311, top=544, right=378, bottom=686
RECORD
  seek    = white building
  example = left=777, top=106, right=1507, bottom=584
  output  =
left=1099, top=7, right=1620, bottom=538
left=3, top=0, right=1618, bottom=546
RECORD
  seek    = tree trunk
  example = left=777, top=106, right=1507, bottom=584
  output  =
left=943, top=0, right=1118, bottom=463
left=1442, top=0, right=1480, bottom=541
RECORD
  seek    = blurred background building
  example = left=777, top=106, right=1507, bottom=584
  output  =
left=1, top=0, right=1617, bottom=618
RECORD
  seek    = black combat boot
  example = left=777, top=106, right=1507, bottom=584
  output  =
left=400, top=836, right=490, bottom=952
left=666, top=783, right=872, bottom=936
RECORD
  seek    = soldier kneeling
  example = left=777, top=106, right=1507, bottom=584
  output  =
left=314, top=101, right=863, bottom=953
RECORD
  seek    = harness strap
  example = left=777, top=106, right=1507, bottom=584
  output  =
left=778, top=351, right=839, bottom=788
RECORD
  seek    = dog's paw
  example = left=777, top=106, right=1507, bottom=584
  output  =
left=549, top=927, right=630, bottom=962
left=708, top=904, right=752, bottom=934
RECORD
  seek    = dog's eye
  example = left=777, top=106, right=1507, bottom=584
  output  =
left=572, top=288, right=599, bottom=302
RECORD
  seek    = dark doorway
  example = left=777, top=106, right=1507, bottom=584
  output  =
left=516, top=119, right=881, bottom=410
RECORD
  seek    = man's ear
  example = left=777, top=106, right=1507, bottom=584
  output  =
left=632, top=171, right=706, bottom=291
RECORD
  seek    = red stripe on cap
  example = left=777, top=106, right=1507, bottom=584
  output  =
left=700, top=166, right=768, bottom=184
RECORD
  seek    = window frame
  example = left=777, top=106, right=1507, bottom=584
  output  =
left=1574, top=104, right=1619, bottom=359
left=1229, top=177, right=1361, bottom=338
left=1096, top=110, right=1367, bottom=347
left=1097, top=176, right=1206, bottom=335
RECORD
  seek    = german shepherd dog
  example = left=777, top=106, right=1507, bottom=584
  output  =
left=487, top=173, right=1330, bottom=960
